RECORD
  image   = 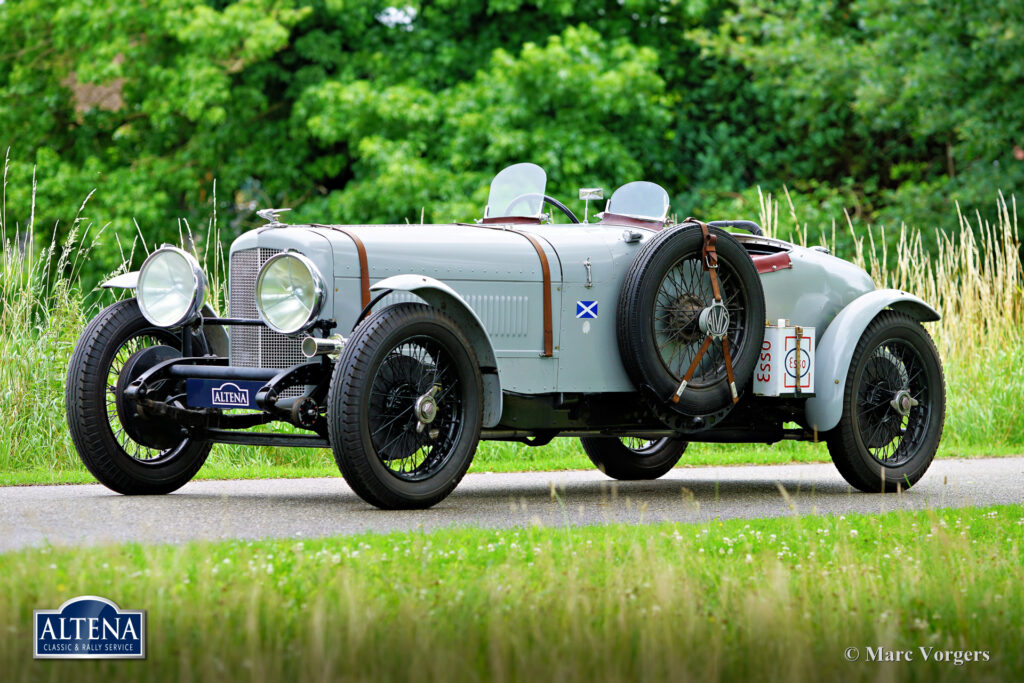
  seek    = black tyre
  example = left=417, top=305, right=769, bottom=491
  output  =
left=65, top=298, right=212, bottom=494
left=825, top=311, right=945, bottom=492
left=618, top=224, right=765, bottom=420
left=580, top=437, right=688, bottom=480
left=328, top=303, right=483, bottom=509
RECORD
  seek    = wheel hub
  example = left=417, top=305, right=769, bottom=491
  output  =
left=414, top=385, right=441, bottom=433
left=890, top=389, right=919, bottom=417
left=115, top=344, right=187, bottom=451
left=667, top=293, right=705, bottom=344
left=415, top=396, right=437, bottom=423
left=698, top=301, right=730, bottom=340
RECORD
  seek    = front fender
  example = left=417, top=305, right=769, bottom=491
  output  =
left=99, top=271, right=230, bottom=358
left=100, top=271, right=140, bottom=289
left=371, top=274, right=502, bottom=428
left=805, top=289, right=940, bottom=433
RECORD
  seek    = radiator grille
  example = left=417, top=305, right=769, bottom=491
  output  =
left=228, top=248, right=306, bottom=373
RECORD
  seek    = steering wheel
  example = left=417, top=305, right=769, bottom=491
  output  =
left=706, top=220, right=764, bottom=237
left=503, top=193, right=580, bottom=224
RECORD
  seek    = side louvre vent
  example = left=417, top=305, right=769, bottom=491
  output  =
left=464, top=295, right=529, bottom=338
left=373, top=291, right=529, bottom=338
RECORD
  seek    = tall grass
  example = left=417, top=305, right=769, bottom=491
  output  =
left=2, top=157, right=1022, bottom=481
left=0, top=155, right=89, bottom=475
left=759, top=188, right=1024, bottom=450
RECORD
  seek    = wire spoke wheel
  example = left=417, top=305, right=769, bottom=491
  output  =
left=65, top=298, right=212, bottom=495
left=617, top=224, right=765, bottom=424
left=652, top=256, right=747, bottom=386
left=580, top=436, right=688, bottom=480
left=619, top=437, right=664, bottom=453
left=329, top=303, right=483, bottom=509
left=853, top=341, right=930, bottom=467
left=367, top=337, right=465, bottom=481
left=826, top=311, right=945, bottom=493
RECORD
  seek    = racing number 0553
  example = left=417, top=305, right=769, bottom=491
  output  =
left=757, top=340, right=771, bottom=383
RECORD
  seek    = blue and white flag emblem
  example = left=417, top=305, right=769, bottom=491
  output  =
left=576, top=301, right=598, bottom=319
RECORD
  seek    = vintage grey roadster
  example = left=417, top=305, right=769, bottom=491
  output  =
left=66, top=163, right=945, bottom=508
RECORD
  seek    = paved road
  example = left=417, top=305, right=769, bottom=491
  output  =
left=2, top=458, right=1022, bottom=552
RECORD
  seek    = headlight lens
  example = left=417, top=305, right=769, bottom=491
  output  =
left=137, top=247, right=206, bottom=328
left=256, top=252, right=326, bottom=334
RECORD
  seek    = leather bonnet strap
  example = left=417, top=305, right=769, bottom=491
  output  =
left=464, top=224, right=555, bottom=357
left=512, top=230, right=554, bottom=357
left=312, top=225, right=371, bottom=308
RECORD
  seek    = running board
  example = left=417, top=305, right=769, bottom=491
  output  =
left=198, top=429, right=329, bottom=449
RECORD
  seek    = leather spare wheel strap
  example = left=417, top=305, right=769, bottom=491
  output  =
left=465, top=223, right=554, bottom=357
left=312, top=225, right=371, bottom=308
left=672, top=218, right=739, bottom=405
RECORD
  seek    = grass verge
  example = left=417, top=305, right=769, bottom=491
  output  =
left=2, top=505, right=1021, bottom=681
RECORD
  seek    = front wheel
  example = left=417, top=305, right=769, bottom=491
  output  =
left=65, top=298, right=212, bottom=494
left=825, top=311, right=945, bottom=492
left=328, top=303, right=483, bottom=509
left=580, top=436, right=688, bottom=480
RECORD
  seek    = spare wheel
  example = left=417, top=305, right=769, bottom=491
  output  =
left=617, top=222, right=765, bottom=424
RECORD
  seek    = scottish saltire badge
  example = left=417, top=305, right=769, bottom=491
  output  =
left=576, top=301, right=598, bottom=319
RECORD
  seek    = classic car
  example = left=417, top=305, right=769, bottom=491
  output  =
left=66, top=163, right=945, bottom=508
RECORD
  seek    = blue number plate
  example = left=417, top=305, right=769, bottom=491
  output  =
left=186, top=379, right=265, bottom=409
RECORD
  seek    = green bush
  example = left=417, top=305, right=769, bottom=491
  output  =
left=3, top=1, right=1022, bottom=288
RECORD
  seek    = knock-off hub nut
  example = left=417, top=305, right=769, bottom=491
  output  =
left=890, top=389, right=919, bottom=417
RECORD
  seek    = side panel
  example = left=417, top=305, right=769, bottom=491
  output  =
left=550, top=227, right=647, bottom=392
left=804, top=289, right=940, bottom=433
left=757, top=246, right=875, bottom=344
left=330, top=228, right=564, bottom=395
left=353, top=278, right=561, bottom=394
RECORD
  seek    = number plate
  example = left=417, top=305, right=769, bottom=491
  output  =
left=186, top=379, right=266, bottom=409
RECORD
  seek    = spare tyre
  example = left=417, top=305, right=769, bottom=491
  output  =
left=617, top=223, right=765, bottom=424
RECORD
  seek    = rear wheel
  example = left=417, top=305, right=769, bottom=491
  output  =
left=65, top=298, right=212, bottom=494
left=825, top=311, right=945, bottom=492
left=328, top=303, right=483, bottom=509
left=580, top=436, right=688, bottom=480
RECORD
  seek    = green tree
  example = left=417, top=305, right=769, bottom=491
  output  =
left=3, top=0, right=1021, bottom=287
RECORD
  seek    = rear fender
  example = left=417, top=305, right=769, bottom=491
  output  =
left=100, top=271, right=230, bottom=358
left=371, top=274, right=502, bottom=428
left=805, top=289, right=940, bottom=433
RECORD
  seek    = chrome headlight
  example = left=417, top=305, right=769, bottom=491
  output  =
left=137, top=247, right=206, bottom=328
left=255, top=252, right=326, bottom=334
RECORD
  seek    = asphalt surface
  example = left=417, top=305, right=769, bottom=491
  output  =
left=2, top=457, right=1022, bottom=552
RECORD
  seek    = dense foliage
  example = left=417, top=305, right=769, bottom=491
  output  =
left=2, top=0, right=1022, bottom=284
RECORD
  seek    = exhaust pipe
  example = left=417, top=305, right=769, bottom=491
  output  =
left=301, top=334, right=346, bottom=358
